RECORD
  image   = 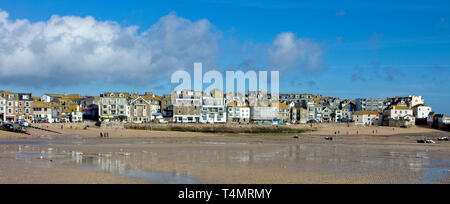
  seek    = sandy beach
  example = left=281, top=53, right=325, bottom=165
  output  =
left=0, top=124, right=449, bottom=184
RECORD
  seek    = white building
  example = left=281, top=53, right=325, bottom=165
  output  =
left=355, top=98, right=384, bottom=111
left=61, top=104, right=83, bottom=123
left=408, top=95, right=425, bottom=108
left=150, top=100, right=161, bottom=120
left=172, top=90, right=202, bottom=123
left=200, top=105, right=227, bottom=124
left=250, top=106, right=278, bottom=122
left=98, top=92, right=129, bottom=122
left=353, top=111, right=382, bottom=126
left=228, top=105, right=250, bottom=123
left=334, top=109, right=343, bottom=122
left=0, top=96, right=5, bottom=121
left=200, top=90, right=226, bottom=124
left=413, top=105, right=432, bottom=119
left=226, top=93, right=250, bottom=123
left=383, top=105, right=416, bottom=124
left=438, top=115, right=450, bottom=125
left=322, top=107, right=333, bottom=122
left=383, top=105, right=414, bottom=120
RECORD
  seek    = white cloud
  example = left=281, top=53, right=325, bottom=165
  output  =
left=0, top=9, right=220, bottom=86
left=268, top=32, right=325, bottom=72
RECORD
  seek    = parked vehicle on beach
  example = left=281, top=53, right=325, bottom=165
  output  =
left=417, top=139, right=435, bottom=144
left=2, top=123, right=14, bottom=130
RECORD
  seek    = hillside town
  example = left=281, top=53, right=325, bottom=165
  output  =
left=0, top=90, right=448, bottom=130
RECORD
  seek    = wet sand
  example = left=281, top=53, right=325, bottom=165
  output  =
left=0, top=126, right=449, bottom=184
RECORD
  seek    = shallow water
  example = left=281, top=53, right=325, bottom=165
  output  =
left=13, top=146, right=198, bottom=184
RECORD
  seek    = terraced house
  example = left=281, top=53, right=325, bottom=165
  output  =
left=227, top=102, right=250, bottom=124
left=129, top=93, right=153, bottom=123
left=2, top=91, right=17, bottom=122
left=0, top=95, right=5, bottom=121
left=291, top=107, right=308, bottom=124
left=200, top=89, right=226, bottom=124
left=0, top=92, right=34, bottom=123
left=353, top=111, right=382, bottom=126
left=160, top=94, right=173, bottom=118
left=172, top=90, right=202, bottom=123
left=98, top=92, right=130, bottom=122
left=61, top=104, right=83, bottom=123
left=33, top=101, right=53, bottom=123
left=277, top=102, right=290, bottom=122
left=18, top=93, right=33, bottom=123
left=355, top=98, right=384, bottom=111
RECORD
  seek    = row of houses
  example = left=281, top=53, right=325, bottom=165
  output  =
left=0, top=91, right=88, bottom=123
left=1, top=89, right=448, bottom=129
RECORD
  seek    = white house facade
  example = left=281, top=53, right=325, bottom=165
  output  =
left=0, top=96, right=5, bottom=122
left=353, top=111, right=382, bottom=126
left=413, top=105, right=432, bottom=119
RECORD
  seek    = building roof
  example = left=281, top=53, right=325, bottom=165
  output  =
left=354, top=111, right=381, bottom=115
left=33, top=101, right=52, bottom=108
left=101, top=92, right=130, bottom=98
left=67, top=94, right=81, bottom=99
left=389, top=105, right=410, bottom=110
left=278, top=103, right=289, bottom=109
left=412, top=104, right=429, bottom=108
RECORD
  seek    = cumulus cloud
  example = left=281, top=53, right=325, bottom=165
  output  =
left=0, top=9, right=220, bottom=87
left=268, top=32, right=325, bottom=72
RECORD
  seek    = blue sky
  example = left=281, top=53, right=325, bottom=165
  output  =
left=0, top=0, right=449, bottom=114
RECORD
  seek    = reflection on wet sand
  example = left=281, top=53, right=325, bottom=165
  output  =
left=1, top=135, right=449, bottom=184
